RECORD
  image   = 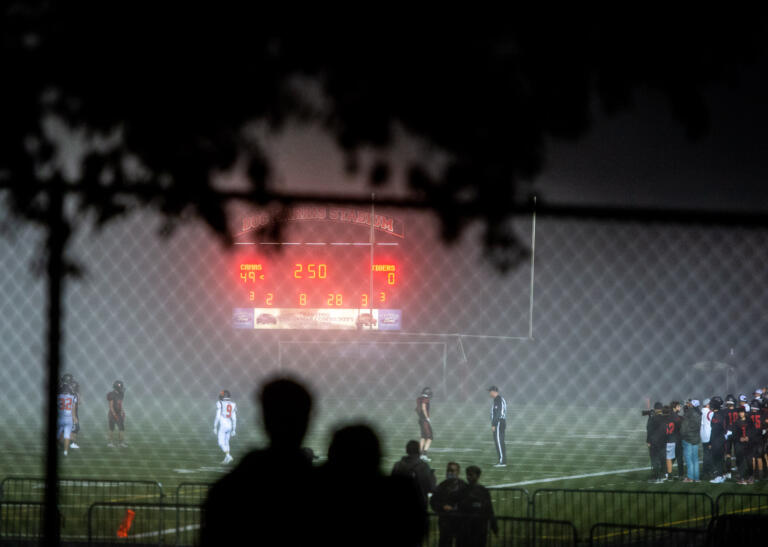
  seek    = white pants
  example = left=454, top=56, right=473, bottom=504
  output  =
left=58, top=417, right=73, bottom=440
left=217, top=420, right=233, bottom=453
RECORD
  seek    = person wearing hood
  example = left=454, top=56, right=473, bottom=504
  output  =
left=681, top=399, right=702, bottom=482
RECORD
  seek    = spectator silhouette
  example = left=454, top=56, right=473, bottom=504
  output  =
left=392, top=439, right=437, bottom=510
left=201, top=377, right=315, bottom=546
left=319, top=424, right=427, bottom=546
left=430, top=461, right=468, bottom=547
left=457, top=465, right=498, bottom=547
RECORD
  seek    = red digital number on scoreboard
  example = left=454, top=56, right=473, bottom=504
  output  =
left=235, top=253, right=398, bottom=309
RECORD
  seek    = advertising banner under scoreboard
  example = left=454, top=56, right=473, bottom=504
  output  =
left=233, top=308, right=401, bottom=330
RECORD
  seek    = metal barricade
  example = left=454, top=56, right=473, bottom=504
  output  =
left=175, top=482, right=212, bottom=506
left=714, top=492, right=768, bottom=517
left=0, top=501, right=47, bottom=542
left=0, top=476, right=165, bottom=542
left=532, top=489, right=714, bottom=540
left=590, top=523, right=706, bottom=546
left=489, top=487, right=532, bottom=518
left=425, top=513, right=577, bottom=546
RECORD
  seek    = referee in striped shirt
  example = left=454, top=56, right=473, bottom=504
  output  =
left=489, top=386, right=507, bottom=467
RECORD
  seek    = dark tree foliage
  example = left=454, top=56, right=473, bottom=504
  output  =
left=1, top=4, right=764, bottom=269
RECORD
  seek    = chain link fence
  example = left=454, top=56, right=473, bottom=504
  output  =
left=1, top=203, right=767, bottom=474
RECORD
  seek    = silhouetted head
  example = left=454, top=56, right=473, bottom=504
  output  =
left=466, top=465, right=482, bottom=485
left=446, top=461, right=460, bottom=479
left=258, top=377, right=312, bottom=449
left=405, top=440, right=420, bottom=456
left=327, top=424, right=381, bottom=476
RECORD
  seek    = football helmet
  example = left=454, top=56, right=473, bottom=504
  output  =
left=421, top=387, right=433, bottom=398
left=710, top=396, right=723, bottom=410
left=750, top=399, right=762, bottom=410
left=61, top=373, right=74, bottom=385
left=113, top=380, right=125, bottom=393
left=58, top=382, right=74, bottom=395
left=219, top=390, right=231, bottom=400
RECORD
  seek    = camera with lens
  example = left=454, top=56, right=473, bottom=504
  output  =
left=641, top=409, right=653, bottom=416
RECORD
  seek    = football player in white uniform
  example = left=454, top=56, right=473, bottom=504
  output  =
left=213, top=390, right=237, bottom=464
left=57, top=382, right=77, bottom=456
left=69, top=379, right=81, bottom=449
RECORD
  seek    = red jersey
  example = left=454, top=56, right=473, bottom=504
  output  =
left=415, top=396, right=430, bottom=419
left=107, top=390, right=124, bottom=414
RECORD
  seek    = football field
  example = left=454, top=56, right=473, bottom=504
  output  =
left=1, top=402, right=766, bottom=543
left=1, top=403, right=657, bottom=491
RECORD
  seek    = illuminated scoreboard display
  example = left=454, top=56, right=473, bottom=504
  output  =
left=231, top=206, right=404, bottom=330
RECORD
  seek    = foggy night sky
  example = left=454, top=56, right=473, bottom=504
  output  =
left=267, top=52, right=768, bottom=216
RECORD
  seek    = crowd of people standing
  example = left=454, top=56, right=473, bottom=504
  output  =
left=646, top=387, right=767, bottom=485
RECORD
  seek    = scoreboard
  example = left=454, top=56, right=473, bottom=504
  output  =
left=231, top=206, right=404, bottom=330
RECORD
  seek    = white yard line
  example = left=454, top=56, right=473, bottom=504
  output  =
left=131, top=523, right=200, bottom=539
left=491, top=467, right=648, bottom=488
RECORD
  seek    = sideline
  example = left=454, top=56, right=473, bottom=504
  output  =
left=491, top=467, right=648, bottom=488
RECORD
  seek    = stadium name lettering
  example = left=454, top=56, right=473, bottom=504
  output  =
left=239, top=207, right=403, bottom=237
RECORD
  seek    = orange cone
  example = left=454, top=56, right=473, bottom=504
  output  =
left=116, top=509, right=136, bottom=538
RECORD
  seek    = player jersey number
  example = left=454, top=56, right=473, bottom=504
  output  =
left=224, top=404, right=233, bottom=418
left=665, top=423, right=675, bottom=435
left=58, top=397, right=72, bottom=410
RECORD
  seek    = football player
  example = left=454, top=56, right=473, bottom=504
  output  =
left=59, top=374, right=80, bottom=449
left=730, top=405, right=759, bottom=484
left=748, top=399, right=764, bottom=480
left=107, top=380, right=127, bottom=448
left=57, top=382, right=76, bottom=456
left=69, top=380, right=81, bottom=450
left=709, top=396, right=729, bottom=483
left=416, top=387, right=433, bottom=461
left=214, top=390, right=237, bottom=464
left=723, top=395, right=739, bottom=474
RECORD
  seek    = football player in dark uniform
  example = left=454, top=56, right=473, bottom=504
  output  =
left=709, top=397, right=729, bottom=483
left=723, top=395, right=739, bottom=474
left=669, top=401, right=684, bottom=479
left=761, top=398, right=768, bottom=478
left=107, top=380, right=127, bottom=448
left=730, top=405, right=760, bottom=484
left=662, top=405, right=678, bottom=479
left=748, top=399, right=764, bottom=480
left=416, top=387, right=433, bottom=461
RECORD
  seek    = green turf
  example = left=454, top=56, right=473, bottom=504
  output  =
left=1, top=404, right=767, bottom=543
